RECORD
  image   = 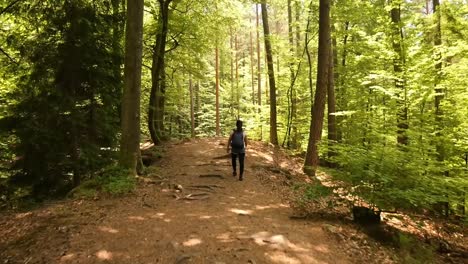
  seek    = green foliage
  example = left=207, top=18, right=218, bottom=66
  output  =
left=71, top=165, right=136, bottom=198
left=302, top=182, right=333, bottom=201
left=395, top=232, right=434, bottom=264
left=0, top=0, right=124, bottom=197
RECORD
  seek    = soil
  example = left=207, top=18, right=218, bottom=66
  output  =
left=0, top=138, right=465, bottom=263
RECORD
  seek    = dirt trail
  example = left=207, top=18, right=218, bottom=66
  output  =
left=1, top=138, right=361, bottom=263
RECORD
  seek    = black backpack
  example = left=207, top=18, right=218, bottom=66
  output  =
left=231, top=131, right=245, bottom=149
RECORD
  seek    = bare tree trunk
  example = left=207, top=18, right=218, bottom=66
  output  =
left=256, top=4, right=262, bottom=140
left=389, top=1, right=408, bottom=146
left=250, top=17, right=255, bottom=105
left=292, top=0, right=301, bottom=149
left=235, top=34, right=240, bottom=117
left=304, top=0, right=330, bottom=176
left=229, top=28, right=236, bottom=115
left=261, top=1, right=278, bottom=145
left=120, top=0, right=143, bottom=174
left=336, top=21, right=349, bottom=142
left=189, top=74, right=195, bottom=138
left=215, top=45, right=220, bottom=136
left=327, top=38, right=337, bottom=166
left=148, top=0, right=172, bottom=144
left=433, top=0, right=449, bottom=217
left=284, top=0, right=294, bottom=148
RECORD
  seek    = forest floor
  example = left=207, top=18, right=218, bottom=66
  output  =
left=0, top=138, right=466, bottom=264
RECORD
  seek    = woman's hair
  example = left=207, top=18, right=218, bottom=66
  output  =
left=236, top=120, right=243, bottom=132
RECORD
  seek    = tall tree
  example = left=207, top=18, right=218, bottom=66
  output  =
left=432, top=0, right=448, bottom=216
left=189, top=74, right=195, bottom=138
left=389, top=1, right=408, bottom=145
left=250, top=17, right=255, bottom=105
left=261, top=0, right=278, bottom=145
left=120, top=0, right=144, bottom=174
left=148, top=0, right=173, bottom=144
left=304, top=0, right=331, bottom=176
left=256, top=4, right=262, bottom=139
left=215, top=45, right=220, bottom=136
left=327, top=36, right=337, bottom=165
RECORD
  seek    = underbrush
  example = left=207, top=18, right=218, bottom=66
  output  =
left=70, top=165, right=136, bottom=198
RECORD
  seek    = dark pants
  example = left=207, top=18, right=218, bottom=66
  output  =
left=231, top=153, right=245, bottom=176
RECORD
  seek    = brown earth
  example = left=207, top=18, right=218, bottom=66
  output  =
left=0, top=138, right=456, bottom=264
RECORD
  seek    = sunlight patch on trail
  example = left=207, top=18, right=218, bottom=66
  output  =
left=98, top=226, right=119, bottom=234
left=96, top=250, right=112, bottom=260
left=229, top=208, right=253, bottom=215
left=266, top=251, right=302, bottom=264
left=60, top=253, right=75, bottom=262
left=183, top=238, right=202, bottom=246
left=128, top=216, right=145, bottom=221
left=199, top=215, right=213, bottom=219
left=255, top=203, right=288, bottom=210
left=216, top=232, right=235, bottom=242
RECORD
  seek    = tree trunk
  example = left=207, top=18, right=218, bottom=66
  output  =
left=389, top=2, right=408, bottom=146
left=189, top=74, right=195, bottom=138
left=285, top=0, right=294, bottom=148
left=261, top=1, right=278, bottom=146
left=256, top=4, right=262, bottom=139
left=304, top=0, right=330, bottom=176
left=250, top=17, right=255, bottom=105
left=327, top=37, right=337, bottom=166
left=235, top=34, right=240, bottom=117
left=120, top=0, right=143, bottom=174
left=433, top=0, right=449, bottom=217
left=337, top=21, right=349, bottom=142
left=215, top=46, right=220, bottom=136
left=230, top=28, right=234, bottom=116
left=292, top=0, right=301, bottom=149
left=148, top=0, right=172, bottom=144
left=195, top=80, right=200, bottom=128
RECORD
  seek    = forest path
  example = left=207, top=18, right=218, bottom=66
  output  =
left=1, top=138, right=370, bottom=264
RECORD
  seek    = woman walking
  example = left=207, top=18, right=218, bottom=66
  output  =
left=227, top=120, right=248, bottom=181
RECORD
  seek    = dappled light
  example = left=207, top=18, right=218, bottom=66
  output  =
left=248, top=148, right=274, bottom=163
left=128, top=216, right=146, bottom=221
left=229, top=208, right=253, bottom=215
left=59, top=253, right=75, bottom=262
left=266, top=251, right=302, bottom=264
left=182, top=237, right=202, bottom=246
left=98, top=226, right=119, bottom=234
left=216, top=232, right=235, bottom=243
left=255, top=204, right=288, bottom=210
left=96, top=250, right=113, bottom=260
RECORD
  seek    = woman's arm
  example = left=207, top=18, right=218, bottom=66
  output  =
left=227, top=133, right=233, bottom=153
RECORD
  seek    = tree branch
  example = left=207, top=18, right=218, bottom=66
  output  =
left=165, top=36, right=179, bottom=53
left=0, top=46, right=18, bottom=65
left=0, top=0, right=22, bottom=16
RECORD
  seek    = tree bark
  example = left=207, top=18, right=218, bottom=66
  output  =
left=285, top=0, right=294, bottom=148
left=120, top=0, right=143, bottom=174
left=433, top=0, right=449, bottom=217
left=261, top=1, right=278, bottom=146
left=337, top=21, right=349, bottom=142
left=235, top=34, right=240, bottom=117
left=215, top=46, right=220, bottom=136
left=327, top=37, right=337, bottom=166
left=390, top=2, right=408, bottom=145
left=148, top=0, right=172, bottom=144
left=304, top=0, right=330, bottom=176
left=189, top=74, right=195, bottom=138
left=250, top=17, right=255, bottom=105
left=256, top=4, right=262, bottom=139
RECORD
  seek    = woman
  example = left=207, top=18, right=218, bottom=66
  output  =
left=227, top=120, right=248, bottom=181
